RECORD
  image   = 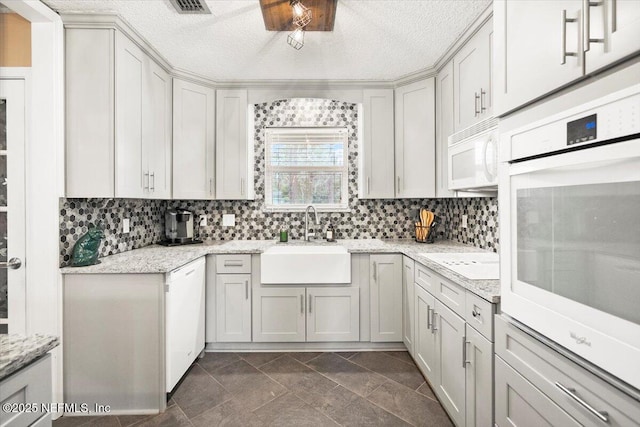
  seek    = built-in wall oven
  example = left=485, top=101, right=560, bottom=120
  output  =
left=499, top=85, right=640, bottom=391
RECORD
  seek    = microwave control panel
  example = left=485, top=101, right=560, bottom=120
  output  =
left=567, top=114, right=597, bottom=146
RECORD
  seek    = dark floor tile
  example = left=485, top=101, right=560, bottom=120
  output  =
left=367, top=380, right=454, bottom=427
left=350, top=352, right=426, bottom=390
left=416, top=382, right=438, bottom=401
left=331, top=396, right=412, bottom=427
left=190, top=399, right=263, bottom=427
left=384, top=351, right=417, bottom=366
left=296, top=384, right=363, bottom=419
left=131, top=405, right=191, bottom=427
left=82, top=417, right=122, bottom=427
left=197, top=352, right=241, bottom=373
left=237, top=352, right=284, bottom=368
left=288, top=352, right=323, bottom=363
left=171, top=364, right=232, bottom=419
left=253, top=393, right=339, bottom=426
left=210, top=360, right=287, bottom=411
left=53, top=416, right=102, bottom=427
left=260, top=355, right=338, bottom=395
left=305, top=353, right=387, bottom=397
left=118, top=414, right=152, bottom=427
left=336, top=352, right=358, bottom=359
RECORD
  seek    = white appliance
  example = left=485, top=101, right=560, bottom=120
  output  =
left=421, top=253, right=499, bottom=280
left=448, top=124, right=499, bottom=191
left=166, top=257, right=206, bottom=392
left=500, top=85, right=640, bottom=391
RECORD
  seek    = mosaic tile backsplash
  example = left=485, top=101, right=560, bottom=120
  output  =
left=59, top=98, right=499, bottom=266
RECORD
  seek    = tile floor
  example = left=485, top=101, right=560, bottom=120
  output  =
left=53, top=351, right=453, bottom=427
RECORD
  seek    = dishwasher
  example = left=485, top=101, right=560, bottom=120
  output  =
left=166, top=257, right=206, bottom=392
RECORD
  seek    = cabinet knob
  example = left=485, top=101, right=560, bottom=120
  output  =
left=472, top=309, right=480, bottom=318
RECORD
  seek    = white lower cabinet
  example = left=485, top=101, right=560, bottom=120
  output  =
left=370, top=254, right=403, bottom=342
left=253, top=287, right=359, bottom=342
left=307, top=287, right=359, bottom=342
left=464, top=325, right=493, bottom=427
left=402, top=256, right=415, bottom=354
left=216, top=273, right=252, bottom=342
left=253, top=287, right=306, bottom=342
left=414, top=284, right=437, bottom=379
left=434, top=300, right=466, bottom=427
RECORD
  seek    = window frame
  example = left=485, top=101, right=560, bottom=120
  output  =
left=264, top=127, right=349, bottom=212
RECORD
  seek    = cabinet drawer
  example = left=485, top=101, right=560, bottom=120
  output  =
left=465, top=291, right=495, bottom=341
left=434, top=273, right=465, bottom=318
left=216, top=254, right=251, bottom=274
left=496, top=316, right=640, bottom=427
left=414, top=262, right=437, bottom=295
left=495, top=356, right=580, bottom=427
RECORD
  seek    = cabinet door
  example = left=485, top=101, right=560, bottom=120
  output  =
left=402, top=257, right=415, bottom=354
left=115, top=31, right=146, bottom=198
left=370, top=254, right=403, bottom=342
left=434, top=300, right=466, bottom=427
left=360, top=89, right=395, bottom=199
left=453, top=19, right=493, bottom=131
left=495, top=357, right=581, bottom=427
left=253, top=287, right=306, bottom=342
left=465, top=325, right=493, bottom=427
left=435, top=60, right=456, bottom=198
left=585, top=0, right=640, bottom=74
left=65, top=28, right=114, bottom=198
left=215, top=274, right=251, bottom=342
left=394, top=78, right=436, bottom=198
left=145, top=60, right=172, bottom=199
left=494, top=0, right=584, bottom=115
left=307, top=287, right=359, bottom=342
left=216, top=89, right=250, bottom=200
left=414, top=284, right=437, bottom=380
left=173, top=79, right=216, bottom=200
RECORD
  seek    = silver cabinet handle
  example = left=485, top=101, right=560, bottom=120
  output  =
left=612, top=0, right=617, bottom=32
left=209, top=178, right=213, bottom=196
left=472, top=308, right=480, bottom=318
left=431, top=311, right=438, bottom=333
left=480, top=89, right=487, bottom=113
left=474, top=92, right=480, bottom=117
left=308, top=294, right=312, bottom=314
left=561, top=9, right=579, bottom=64
left=555, top=382, right=609, bottom=423
left=224, top=260, right=243, bottom=267
left=584, top=0, right=605, bottom=52
left=396, top=176, right=401, bottom=194
left=300, top=294, right=304, bottom=314
left=373, top=261, right=377, bottom=281
left=143, top=171, right=150, bottom=191
left=0, top=258, right=22, bottom=270
left=427, top=305, right=432, bottom=330
left=245, top=280, right=249, bottom=300
left=240, top=178, right=244, bottom=196
left=367, top=177, right=371, bottom=195
left=462, top=337, right=471, bottom=368
left=150, top=172, right=155, bottom=192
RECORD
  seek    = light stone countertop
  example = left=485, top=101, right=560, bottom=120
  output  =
left=60, top=239, right=500, bottom=302
left=0, top=334, right=60, bottom=381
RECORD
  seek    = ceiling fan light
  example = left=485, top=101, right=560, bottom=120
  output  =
left=287, top=27, right=305, bottom=50
left=290, top=0, right=312, bottom=27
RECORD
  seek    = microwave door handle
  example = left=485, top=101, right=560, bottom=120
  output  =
left=483, top=138, right=496, bottom=181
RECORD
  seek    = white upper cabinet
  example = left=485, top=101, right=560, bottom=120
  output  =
left=216, top=89, right=253, bottom=200
left=453, top=19, right=493, bottom=131
left=494, top=0, right=640, bottom=115
left=65, top=25, right=171, bottom=199
left=584, top=0, right=640, bottom=74
left=360, top=89, right=395, bottom=199
left=435, top=60, right=456, bottom=198
left=172, top=79, right=216, bottom=200
left=65, top=28, right=114, bottom=198
left=394, top=78, right=436, bottom=198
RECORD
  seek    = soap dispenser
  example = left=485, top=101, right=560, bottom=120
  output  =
left=326, top=223, right=336, bottom=242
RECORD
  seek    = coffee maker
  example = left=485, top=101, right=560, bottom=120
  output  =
left=160, top=208, right=202, bottom=246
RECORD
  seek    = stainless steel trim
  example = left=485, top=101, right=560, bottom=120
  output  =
left=300, top=294, right=304, bottom=314
left=427, top=305, right=432, bottom=330
left=561, top=10, right=578, bottom=65
left=245, top=280, right=249, bottom=300
left=555, top=382, right=610, bottom=423
left=480, top=89, right=487, bottom=113
left=0, top=258, right=22, bottom=270
left=309, top=295, right=312, bottom=314
left=373, top=261, right=377, bottom=281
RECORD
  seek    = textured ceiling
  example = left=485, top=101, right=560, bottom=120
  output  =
left=42, top=0, right=491, bottom=82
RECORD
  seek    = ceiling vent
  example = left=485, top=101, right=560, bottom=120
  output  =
left=169, top=0, right=211, bottom=14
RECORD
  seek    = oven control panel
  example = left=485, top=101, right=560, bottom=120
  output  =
left=567, top=114, right=597, bottom=145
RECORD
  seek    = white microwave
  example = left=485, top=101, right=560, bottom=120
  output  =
left=500, top=85, right=640, bottom=391
left=448, top=126, right=498, bottom=191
